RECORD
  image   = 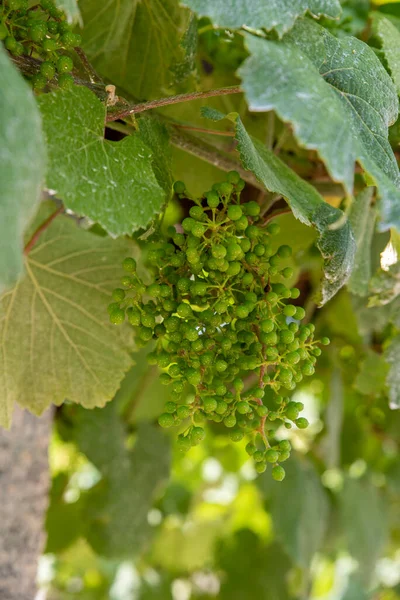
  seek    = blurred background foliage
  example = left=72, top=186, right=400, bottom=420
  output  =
left=37, top=0, right=400, bottom=598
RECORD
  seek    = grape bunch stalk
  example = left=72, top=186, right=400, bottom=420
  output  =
left=109, top=173, right=329, bottom=480
left=1, top=0, right=78, bottom=89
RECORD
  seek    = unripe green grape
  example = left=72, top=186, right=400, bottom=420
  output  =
left=265, top=449, right=279, bottom=463
left=109, top=308, right=125, bottom=324
left=182, top=217, right=195, bottom=232
left=278, top=440, right=291, bottom=452
left=286, top=351, right=300, bottom=365
left=244, top=201, right=261, bottom=217
left=295, top=417, right=309, bottom=429
left=235, top=215, right=249, bottom=231
left=256, top=405, right=268, bottom=417
left=127, top=307, right=141, bottom=327
left=283, top=304, right=297, bottom=317
left=261, top=319, right=274, bottom=333
left=177, top=435, right=192, bottom=452
left=58, top=73, right=74, bottom=90
left=281, top=267, right=294, bottom=279
left=227, top=170, right=241, bottom=184
left=191, top=222, right=206, bottom=238
left=285, top=402, right=299, bottom=420
left=139, top=326, right=153, bottom=341
left=218, top=182, right=233, bottom=197
left=229, top=429, right=244, bottom=442
left=112, top=288, right=125, bottom=302
left=254, top=243, right=265, bottom=257
left=266, top=291, right=278, bottom=305
left=213, top=400, right=227, bottom=415
left=32, top=74, right=47, bottom=90
left=280, top=330, right=294, bottom=344
left=203, top=398, right=217, bottom=413
left=253, top=450, right=264, bottom=463
left=5, top=36, right=17, bottom=52
left=272, top=465, right=285, bottom=481
left=237, top=401, right=251, bottom=414
left=205, top=190, right=219, bottom=207
left=186, top=369, right=201, bottom=386
left=40, top=61, right=56, bottom=80
left=277, top=245, right=292, bottom=258
left=321, top=337, right=330, bottom=345
left=29, top=23, right=47, bottom=42
left=291, top=287, right=300, bottom=299
left=191, top=426, right=206, bottom=443
left=255, top=462, right=267, bottom=474
left=43, top=38, right=58, bottom=52
left=227, top=205, right=242, bottom=221
left=174, top=180, right=186, bottom=194
left=294, top=306, right=306, bottom=320
left=177, top=405, right=191, bottom=419
left=267, top=222, right=280, bottom=235
left=165, top=401, right=177, bottom=413
left=278, top=450, right=291, bottom=461
left=159, top=413, right=175, bottom=428
left=224, top=414, right=236, bottom=428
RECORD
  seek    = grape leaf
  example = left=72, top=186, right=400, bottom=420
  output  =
left=340, top=476, right=388, bottom=584
left=0, top=208, right=136, bottom=428
left=182, top=0, right=341, bottom=37
left=348, top=188, right=376, bottom=296
left=71, top=403, right=170, bottom=557
left=137, top=116, right=174, bottom=197
left=371, top=13, right=400, bottom=95
left=238, top=19, right=400, bottom=231
left=79, top=0, right=194, bottom=99
left=354, top=350, right=389, bottom=396
left=0, top=46, right=45, bottom=295
left=217, top=531, right=291, bottom=600
left=55, top=0, right=81, bottom=23
left=369, top=262, right=400, bottom=307
left=38, top=87, right=166, bottom=237
left=203, top=108, right=355, bottom=304
left=384, top=334, right=400, bottom=409
left=270, top=455, right=330, bottom=568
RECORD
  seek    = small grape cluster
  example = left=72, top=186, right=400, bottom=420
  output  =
left=109, top=173, right=329, bottom=480
left=0, top=0, right=78, bottom=90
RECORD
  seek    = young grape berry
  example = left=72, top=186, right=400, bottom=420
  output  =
left=109, top=174, right=329, bottom=480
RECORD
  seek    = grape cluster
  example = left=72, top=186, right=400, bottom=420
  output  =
left=109, top=174, right=329, bottom=479
left=0, top=0, right=78, bottom=90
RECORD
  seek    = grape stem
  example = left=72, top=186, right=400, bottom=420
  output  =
left=106, top=85, right=242, bottom=122
left=24, top=205, right=64, bottom=255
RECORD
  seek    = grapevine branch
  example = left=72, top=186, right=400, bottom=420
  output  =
left=24, top=206, right=64, bottom=255
left=106, top=85, right=242, bottom=122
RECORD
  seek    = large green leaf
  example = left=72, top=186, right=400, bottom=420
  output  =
left=270, top=455, right=330, bottom=568
left=72, top=403, right=170, bottom=557
left=369, top=262, right=400, bottom=306
left=354, top=350, right=389, bottom=397
left=0, top=46, right=45, bottom=295
left=217, top=531, right=291, bottom=600
left=0, top=208, right=136, bottom=428
left=385, top=334, right=400, bottom=409
left=203, top=108, right=355, bottom=304
left=238, top=19, right=400, bottom=231
left=38, top=87, right=166, bottom=237
left=348, top=188, right=376, bottom=296
left=182, top=0, right=341, bottom=36
left=371, top=13, right=400, bottom=95
left=340, top=476, right=388, bottom=584
left=79, top=0, right=194, bottom=99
